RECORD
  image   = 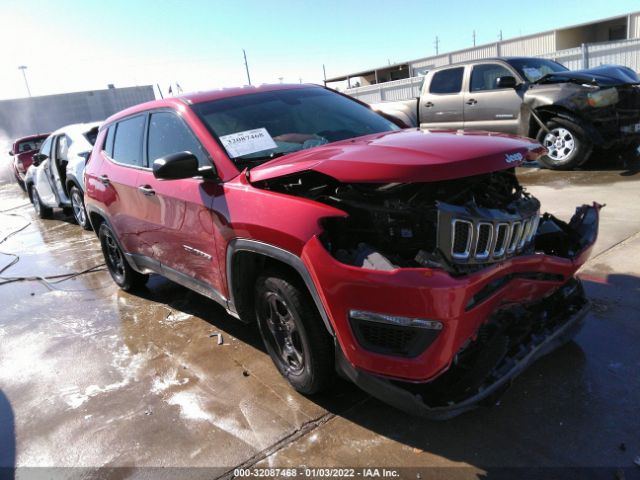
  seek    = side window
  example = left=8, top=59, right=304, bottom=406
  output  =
left=103, top=126, right=116, bottom=157
left=429, top=67, right=464, bottom=94
left=40, top=136, right=53, bottom=158
left=147, top=112, right=210, bottom=167
left=470, top=64, right=515, bottom=92
left=112, top=115, right=146, bottom=167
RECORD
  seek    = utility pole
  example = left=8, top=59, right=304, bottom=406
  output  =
left=499, top=29, right=503, bottom=41
left=18, top=65, right=31, bottom=97
left=473, top=30, right=476, bottom=47
left=242, top=49, right=252, bottom=86
left=322, top=64, right=327, bottom=87
left=434, top=36, right=439, bottom=55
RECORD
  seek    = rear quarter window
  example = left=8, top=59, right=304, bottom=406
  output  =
left=111, top=115, right=146, bottom=167
left=429, top=67, right=464, bottom=94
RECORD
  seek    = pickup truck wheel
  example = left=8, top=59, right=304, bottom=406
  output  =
left=537, top=118, right=592, bottom=170
left=98, top=224, right=148, bottom=291
left=30, top=186, right=52, bottom=219
left=255, top=270, right=333, bottom=394
left=70, top=186, right=91, bottom=230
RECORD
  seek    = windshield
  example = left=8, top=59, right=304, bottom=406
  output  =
left=192, top=87, right=400, bottom=169
left=17, top=138, right=45, bottom=153
left=506, top=58, right=569, bottom=82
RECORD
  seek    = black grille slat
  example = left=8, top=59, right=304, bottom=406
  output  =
left=452, top=220, right=472, bottom=257
left=476, top=224, right=492, bottom=258
left=494, top=224, right=508, bottom=256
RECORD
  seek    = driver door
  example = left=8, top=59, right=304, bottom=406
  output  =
left=33, top=136, right=57, bottom=207
left=463, top=63, right=523, bottom=134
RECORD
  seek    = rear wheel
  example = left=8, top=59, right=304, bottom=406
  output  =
left=70, top=186, right=91, bottom=230
left=537, top=117, right=593, bottom=170
left=98, top=224, right=148, bottom=291
left=255, top=269, right=333, bottom=394
left=29, top=186, right=52, bottom=219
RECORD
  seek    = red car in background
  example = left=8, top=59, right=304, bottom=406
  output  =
left=9, top=133, right=50, bottom=190
left=84, top=84, right=600, bottom=418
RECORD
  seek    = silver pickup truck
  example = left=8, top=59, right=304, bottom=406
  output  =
left=372, top=57, right=640, bottom=170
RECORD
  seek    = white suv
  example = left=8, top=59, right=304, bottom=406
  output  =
left=25, top=122, right=100, bottom=229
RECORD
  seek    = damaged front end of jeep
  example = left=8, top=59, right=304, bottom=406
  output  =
left=254, top=167, right=601, bottom=418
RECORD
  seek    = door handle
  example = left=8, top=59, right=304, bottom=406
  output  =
left=424, top=101, right=434, bottom=108
left=99, top=175, right=110, bottom=186
left=138, top=185, right=155, bottom=196
left=465, top=99, right=477, bottom=105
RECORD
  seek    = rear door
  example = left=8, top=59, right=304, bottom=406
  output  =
left=135, top=110, right=224, bottom=295
left=463, top=62, right=523, bottom=133
left=419, top=66, right=465, bottom=129
left=100, top=115, right=146, bottom=255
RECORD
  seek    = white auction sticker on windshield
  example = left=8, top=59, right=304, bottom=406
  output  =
left=219, top=128, right=277, bottom=158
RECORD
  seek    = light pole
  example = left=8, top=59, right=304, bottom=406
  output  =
left=18, top=65, right=32, bottom=97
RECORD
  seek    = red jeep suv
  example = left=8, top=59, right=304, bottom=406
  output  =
left=85, top=84, right=600, bottom=418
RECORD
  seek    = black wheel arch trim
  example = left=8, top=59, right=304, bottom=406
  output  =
left=65, top=175, right=83, bottom=197
left=86, top=204, right=139, bottom=273
left=226, top=238, right=335, bottom=336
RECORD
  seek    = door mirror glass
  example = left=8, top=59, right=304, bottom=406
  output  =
left=152, top=151, right=201, bottom=180
left=495, top=76, right=517, bottom=89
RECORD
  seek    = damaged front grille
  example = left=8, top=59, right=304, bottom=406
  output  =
left=442, top=203, right=540, bottom=265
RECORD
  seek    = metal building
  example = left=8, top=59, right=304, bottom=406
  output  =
left=327, top=11, right=640, bottom=103
left=0, top=85, right=156, bottom=139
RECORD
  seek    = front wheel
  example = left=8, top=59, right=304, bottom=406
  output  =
left=537, top=117, right=593, bottom=170
left=70, top=186, right=91, bottom=230
left=98, top=224, right=148, bottom=291
left=255, top=269, right=333, bottom=394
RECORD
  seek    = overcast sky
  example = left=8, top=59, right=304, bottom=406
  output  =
left=0, top=0, right=638, bottom=100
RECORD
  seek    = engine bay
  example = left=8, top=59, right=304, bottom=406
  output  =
left=253, top=168, right=593, bottom=275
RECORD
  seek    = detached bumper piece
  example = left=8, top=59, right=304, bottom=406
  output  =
left=336, top=279, right=589, bottom=420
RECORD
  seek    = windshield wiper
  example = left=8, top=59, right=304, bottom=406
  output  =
left=235, top=151, right=289, bottom=170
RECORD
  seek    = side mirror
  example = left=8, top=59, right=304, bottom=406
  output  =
left=153, top=151, right=202, bottom=180
left=495, top=76, right=518, bottom=89
left=32, top=152, right=47, bottom=167
left=8, top=150, right=14, bottom=156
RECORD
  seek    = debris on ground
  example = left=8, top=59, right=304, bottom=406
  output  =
left=209, top=332, right=223, bottom=345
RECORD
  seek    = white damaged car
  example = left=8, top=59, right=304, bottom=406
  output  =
left=25, top=122, right=100, bottom=229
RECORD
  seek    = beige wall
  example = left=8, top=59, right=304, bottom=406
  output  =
left=500, top=32, right=555, bottom=56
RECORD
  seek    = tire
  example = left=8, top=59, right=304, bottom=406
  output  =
left=70, top=186, right=91, bottom=230
left=98, top=224, right=148, bottom=291
left=255, top=268, right=333, bottom=394
left=29, top=185, right=53, bottom=219
left=14, top=172, right=26, bottom=192
left=536, top=117, right=593, bottom=170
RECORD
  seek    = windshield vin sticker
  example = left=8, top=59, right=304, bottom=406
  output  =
left=219, top=128, right=277, bottom=158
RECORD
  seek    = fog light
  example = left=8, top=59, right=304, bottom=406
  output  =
left=349, top=310, right=443, bottom=330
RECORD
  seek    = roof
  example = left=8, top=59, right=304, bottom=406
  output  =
left=13, top=132, right=50, bottom=143
left=51, top=121, right=102, bottom=137
left=101, top=83, right=321, bottom=127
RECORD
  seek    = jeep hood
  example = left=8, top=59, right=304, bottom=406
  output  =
left=248, top=129, right=543, bottom=184
left=535, top=65, right=640, bottom=87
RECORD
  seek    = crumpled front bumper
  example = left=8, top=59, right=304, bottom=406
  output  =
left=336, top=279, right=589, bottom=419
